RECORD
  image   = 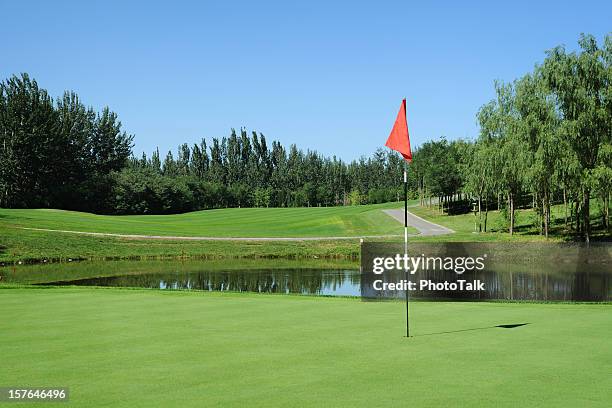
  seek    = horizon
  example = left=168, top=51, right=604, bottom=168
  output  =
left=1, top=1, right=610, bottom=160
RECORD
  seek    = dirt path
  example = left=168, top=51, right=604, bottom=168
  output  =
left=383, top=209, right=454, bottom=236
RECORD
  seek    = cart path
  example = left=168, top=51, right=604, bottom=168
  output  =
left=383, top=209, right=454, bottom=236
left=19, top=227, right=420, bottom=241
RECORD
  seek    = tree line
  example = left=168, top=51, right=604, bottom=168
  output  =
left=1, top=33, right=610, bottom=242
left=0, top=74, right=406, bottom=213
left=118, top=133, right=408, bottom=213
left=0, top=74, right=132, bottom=211
left=411, top=34, right=611, bottom=242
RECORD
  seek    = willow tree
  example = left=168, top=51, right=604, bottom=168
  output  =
left=479, top=82, right=528, bottom=234
left=515, top=71, right=560, bottom=238
left=543, top=34, right=611, bottom=242
left=471, top=101, right=503, bottom=232
left=593, top=143, right=612, bottom=229
left=554, top=139, right=581, bottom=231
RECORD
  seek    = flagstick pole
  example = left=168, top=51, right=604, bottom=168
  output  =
left=404, top=160, right=410, bottom=338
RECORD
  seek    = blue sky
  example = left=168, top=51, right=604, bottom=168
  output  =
left=2, top=1, right=610, bottom=160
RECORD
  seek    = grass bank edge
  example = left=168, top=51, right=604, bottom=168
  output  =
left=3, top=285, right=610, bottom=305
left=0, top=227, right=365, bottom=265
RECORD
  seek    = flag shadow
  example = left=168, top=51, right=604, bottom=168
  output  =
left=412, top=323, right=529, bottom=337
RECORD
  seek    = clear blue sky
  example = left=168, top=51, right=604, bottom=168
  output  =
left=2, top=1, right=610, bottom=160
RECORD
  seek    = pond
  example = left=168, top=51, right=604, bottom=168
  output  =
left=1, top=258, right=610, bottom=301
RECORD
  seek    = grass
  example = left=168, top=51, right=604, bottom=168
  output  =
left=1, top=200, right=609, bottom=264
left=1, top=287, right=610, bottom=407
left=408, top=201, right=611, bottom=242
left=0, top=201, right=415, bottom=238
left=0, top=202, right=418, bottom=264
left=408, top=206, right=550, bottom=242
left=0, top=226, right=364, bottom=264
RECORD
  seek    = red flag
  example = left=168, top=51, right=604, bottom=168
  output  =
left=385, top=99, right=412, bottom=162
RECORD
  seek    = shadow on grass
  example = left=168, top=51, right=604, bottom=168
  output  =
left=413, top=323, right=529, bottom=337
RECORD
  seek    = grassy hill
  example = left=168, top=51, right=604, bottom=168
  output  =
left=1, top=200, right=609, bottom=264
left=0, top=202, right=417, bottom=263
left=0, top=202, right=415, bottom=238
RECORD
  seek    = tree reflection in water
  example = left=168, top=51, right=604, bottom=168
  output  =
left=42, top=266, right=611, bottom=301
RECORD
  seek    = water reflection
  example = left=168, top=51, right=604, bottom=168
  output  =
left=40, top=269, right=361, bottom=297
left=359, top=242, right=611, bottom=301
left=361, top=268, right=611, bottom=301
left=36, top=266, right=611, bottom=301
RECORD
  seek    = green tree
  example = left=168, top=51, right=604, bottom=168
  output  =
left=542, top=33, right=611, bottom=242
left=0, top=73, right=58, bottom=207
left=515, top=71, right=560, bottom=238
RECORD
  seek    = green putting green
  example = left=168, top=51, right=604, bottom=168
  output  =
left=1, top=288, right=610, bottom=407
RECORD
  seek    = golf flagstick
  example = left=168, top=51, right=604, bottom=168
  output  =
left=404, top=161, right=410, bottom=338
left=384, top=98, right=413, bottom=338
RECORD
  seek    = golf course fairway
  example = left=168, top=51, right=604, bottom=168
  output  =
left=1, top=287, right=610, bottom=407
left=0, top=202, right=414, bottom=238
left=0, top=203, right=420, bottom=263
left=1, top=200, right=591, bottom=264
